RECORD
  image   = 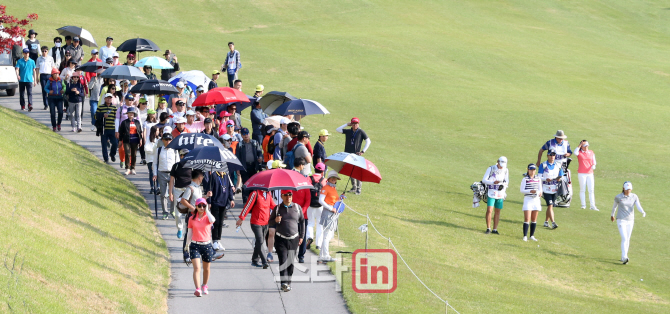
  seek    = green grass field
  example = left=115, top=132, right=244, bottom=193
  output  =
left=8, top=0, right=670, bottom=313
left=0, top=106, right=168, bottom=313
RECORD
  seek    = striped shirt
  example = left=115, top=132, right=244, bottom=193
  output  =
left=520, top=175, right=542, bottom=197
left=97, top=103, right=117, bottom=131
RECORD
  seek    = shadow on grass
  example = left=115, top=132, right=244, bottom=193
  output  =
left=402, top=218, right=481, bottom=232
left=450, top=210, right=521, bottom=224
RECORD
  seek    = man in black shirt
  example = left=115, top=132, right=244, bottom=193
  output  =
left=335, top=117, right=372, bottom=195
left=209, top=70, right=219, bottom=90
left=170, top=148, right=192, bottom=238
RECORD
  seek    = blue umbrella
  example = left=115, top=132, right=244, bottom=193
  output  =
left=166, top=133, right=225, bottom=151
left=270, top=99, right=330, bottom=116
left=100, top=65, right=148, bottom=80
left=182, top=146, right=245, bottom=172
left=134, top=56, right=174, bottom=70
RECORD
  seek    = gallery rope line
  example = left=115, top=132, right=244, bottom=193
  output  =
left=341, top=201, right=460, bottom=313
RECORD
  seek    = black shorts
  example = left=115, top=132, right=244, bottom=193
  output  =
left=543, top=193, right=556, bottom=206
left=189, top=243, right=215, bottom=262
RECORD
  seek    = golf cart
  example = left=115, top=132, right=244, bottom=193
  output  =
left=0, top=50, right=18, bottom=96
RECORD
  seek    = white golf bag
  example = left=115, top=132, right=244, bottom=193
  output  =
left=470, top=182, right=488, bottom=208
left=555, top=159, right=573, bottom=207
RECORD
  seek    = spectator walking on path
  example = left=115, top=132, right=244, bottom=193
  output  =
left=183, top=197, right=220, bottom=297
left=237, top=189, right=277, bottom=269
left=99, top=37, right=116, bottom=64
left=84, top=49, right=101, bottom=83
left=58, top=50, right=72, bottom=72
left=269, top=190, right=305, bottom=292
left=306, top=163, right=326, bottom=250
left=172, top=116, right=189, bottom=138
left=65, top=74, right=85, bottom=132
left=170, top=149, right=192, bottom=238
left=574, top=140, right=598, bottom=210
left=118, top=107, right=144, bottom=175
left=539, top=149, right=563, bottom=229
left=65, top=37, right=84, bottom=66
left=203, top=170, right=235, bottom=251
left=250, top=101, right=267, bottom=144
left=291, top=158, right=311, bottom=264
left=25, top=29, right=40, bottom=62
left=318, top=170, right=342, bottom=263
left=611, top=181, right=646, bottom=265
left=482, top=157, right=508, bottom=234
left=520, top=163, right=542, bottom=241
left=44, top=68, right=65, bottom=131
left=115, top=94, right=137, bottom=169
left=36, top=46, right=56, bottom=110
left=537, top=130, right=572, bottom=169
left=222, top=42, right=241, bottom=87
left=153, top=133, right=180, bottom=219
left=161, top=50, right=180, bottom=81
left=88, top=73, right=103, bottom=131
left=50, top=37, right=65, bottom=71
left=96, top=93, right=118, bottom=162
left=235, top=128, right=263, bottom=204
left=336, top=117, right=371, bottom=195
left=16, top=48, right=37, bottom=111
left=143, top=110, right=158, bottom=190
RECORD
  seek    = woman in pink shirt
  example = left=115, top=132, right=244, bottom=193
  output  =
left=184, top=198, right=223, bottom=297
left=574, top=140, right=598, bottom=210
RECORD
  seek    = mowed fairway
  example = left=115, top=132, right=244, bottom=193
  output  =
left=9, top=0, right=670, bottom=313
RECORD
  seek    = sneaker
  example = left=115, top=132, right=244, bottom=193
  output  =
left=623, top=258, right=629, bottom=265
left=120, top=161, right=124, bottom=168
left=57, top=125, right=61, bottom=131
left=590, top=207, right=600, bottom=211
left=213, top=252, right=224, bottom=260
left=322, top=257, right=336, bottom=263
left=523, top=236, right=528, bottom=242
left=125, top=169, right=131, bottom=175
left=552, top=222, right=558, bottom=229
left=140, top=159, right=147, bottom=165
left=543, top=222, right=549, bottom=228
left=20, top=106, right=25, bottom=111
left=485, top=229, right=491, bottom=234
left=72, top=128, right=77, bottom=132
left=104, top=160, right=109, bottom=164
left=281, top=284, right=289, bottom=292
left=213, top=241, right=219, bottom=251
left=202, top=285, right=209, bottom=295
left=222, top=223, right=229, bottom=228
left=162, top=213, right=169, bottom=220
left=194, top=289, right=201, bottom=297
left=347, top=188, right=356, bottom=193
left=131, top=169, right=137, bottom=175
left=177, top=230, right=183, bottom=239
left=77, top=128, right=82, bottom=133
left=28, top=105, right=33, bottom=112
left=262, top=263, right=268, bottom=269
left=315, top=246, right=320, bottom=250
left=492, top=230, right=499, bottom=235
left=110, top=155, right=116, bottom=162
left=90, top=126, right=96, bottom=131
left=306, top=238, right=313, bottom=249
left=267, top=253, right=273, bottom=262
left=150, top=187, right=155, bottom=194
left=44, top=106, right=48, bottom=110
left=355, top=190, right=361, bottom=195
left=530, top=236, right=538, bottom=241
left=581, top=206, right=586, bottom=209
left=251, top=262, right=262, bottom=268
left=52, top=127, right=57, bottom=132
left=298, top=257, right=304, bottom=263
left=286, top=285, right=292, bottom=292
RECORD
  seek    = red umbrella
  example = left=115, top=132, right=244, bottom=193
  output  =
left=324, top=152, right=382, bottom=184
left=243, top=169, right=313, bottom=191
left=191, top=88, right=249, bottom=107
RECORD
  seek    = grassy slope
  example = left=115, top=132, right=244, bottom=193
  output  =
left=0, top=107, right=168, bottom=313
left=9, top=0, right=670, bottom=312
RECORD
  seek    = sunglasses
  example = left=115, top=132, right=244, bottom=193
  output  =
left=196, top=204, right=207, bottom=208
left=176, top=104, right=184, bottom=107
left=227, top=124, right=234, bottom=127
left=282, top=193, right=293, bottom=196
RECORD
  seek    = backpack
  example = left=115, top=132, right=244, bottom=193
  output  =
left=309, top=176, right=324, bottom=207
left=266, top=133, right=276, bottom=157
left=284, top=143, right=302, bottom=170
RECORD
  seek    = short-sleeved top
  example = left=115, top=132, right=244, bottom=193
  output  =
left=180, top=181, right=203, bottom=207
left=313, top=141, right=326, bottom=163
left=170, top=162, right=193, bottom=189
left=342, top=128, right=368, bottom=153
left=15, top=58, right=36, bottom=82
left=188, top=212, right=213, bottom=242
left=320, top=184, right=339, bottom=206
left=541, top=139, right=572, bottom=162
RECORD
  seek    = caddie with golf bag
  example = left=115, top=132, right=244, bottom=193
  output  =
left=481, top=157, right=509, bottom=235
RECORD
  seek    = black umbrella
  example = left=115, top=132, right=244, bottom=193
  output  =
left=166, top=133, right=226, bottom=151
left=56, top=26, right=97, bottom=47
left=76, top=61, right=110, bottom=74
left=130, top=79, right=179, bottom=95
left=182, top=146, right=245, bottom=172
left=117, top=38, right=160, bottom=52
left=259, top=91, right=297, bottom=115
left=99, top=65, right=148, bottom=80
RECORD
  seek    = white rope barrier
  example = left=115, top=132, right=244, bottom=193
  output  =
left=341, top=201, right=459, bottom=313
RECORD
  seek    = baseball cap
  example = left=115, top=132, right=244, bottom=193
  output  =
left=126, top=107, right=136, bottom=113
left=127, top=53, right=135, bottom=58
left=299, top=131, right=310, bottom=139
left=221, top=111, right=232, bottom=117
left=272, top=160, right=287, bottom=169
left=204, top=118, right=212, bottom=123
left=221, top=134, right=232, bottom=141
left=185, top=110, right=196, bottom=116
left=319, top=129, right=330, bottom=137
left=225, top=120, right=235, bottom=126
left=527, top=163, right=537, bottom=170
left=112, top=52, right=119, bottom=57
left=498, top=156, right=507, bottom=165
left=125, top=94, right=135, bottom=100
left=175, top=100, right=185, bottom=106
left=351, top=117, right=360, bottom=124
left=195, top=198, right=207, bottom=206
left=212, top=70, right=220, bottom=75
left=209, top=108, right=216, bottom=114
left=280, top=117, right=290, bottom=125
left=162, top=126, right=173, bottom=134
left=104, top=93, right=113, bottom=98
left=281, top=190, right=293, bottom=196
left=240, top=128, right=250, bottom=135
left=161, top=133, right=173, bottom=140
left=73, top=37, right=80, bottom=42
left=174, top=117, right=187, bottom=124
left=22, top=48, right=29, bottom=53
left=256, top=84, right=264, bottom=92
left=147, top=108, right=156, bottom=114
left=106, top=36, right=113, bottom=40
left=138, top=98, right=147, bottom=103
left=623, top=181, right=633, bottom=190
left=91, top=49, right=98, bottom=54
left=158, top=98, right=167, bottom=104
left=65, top=50, right=71, bottom=55
left=105, top=57, right=113, bottom=63
left=547, top=149, right=557, bottom=156
left=176, top=81, right=185, bottom=88
left=315, top=162, right=326, bottom=171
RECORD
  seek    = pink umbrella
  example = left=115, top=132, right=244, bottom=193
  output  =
left=324, top=152, right=382, bottom=184
left=243, top=169, right=313, bottom=191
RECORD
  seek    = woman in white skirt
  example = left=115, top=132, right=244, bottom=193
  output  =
left=520, top=164, right=542, bottom=241
left=611, top=181, right=646, bottom=264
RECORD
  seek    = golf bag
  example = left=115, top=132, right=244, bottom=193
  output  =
left=556, top=158, right=573, bottom=207
left=470, top=182, right=488, bottom=208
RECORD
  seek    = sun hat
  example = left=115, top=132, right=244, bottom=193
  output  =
left=351, top=117, right=360, bottom=124
left=221, top=134, right=232, bottom=141
left=315, top=162, right=326, bottom=171
left=623, top=181, right=632, bottom=190
left=212, top=70, right=220, bottom=75
left=195, top=198, right=207, bottom=206
left=256, top=84, right=264, bottom=92
left=267, top=127, right=278, bottom=134
left=28, top=29, right=37, bottom=36
left=176, top=81, right=185, bottom=88
left=161, top=133, right=173, bottom=140
left=147, top=109, right=156, bottom=115
left=185, top=110, right=196, bottom=116
left=554, top=130, right=567, bottom=139
left=327, top=170, right=341, bottom=180
left=162, top=126, right=173, bottom=134
left=498, top=156, right=507, bottom=165
left=272, top=160, right=287, bottom=169
left=51, top=68, right=60, bottom=75
left=318, top=129, right=330, bottom=137
left=104, top=93, right=113, bottom=98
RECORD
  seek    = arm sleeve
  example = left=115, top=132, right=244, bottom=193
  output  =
left=567, top=144, right=572, bottom=154
left=184, top=229, right=193, bottom=252
left=611, top=198, right=618, bottom=217
left=319, top=193, right=333, bottom=211
left=152, top=149, right=159, bottom=174
left=573, top=149, right=580, bottom=156
left=336, top=124, right=347, bottom=134
left=239, top=190, right=257, bottom=220
left=482, top=167, right=494, bottom=185
left=592, top=153, right=596, bottom=166
left=363, top=138, right=371, bottom=153
left=634, top=196, right=645, bottom=215
left=173, top=62, right=180, bottom=71
left=206, top=207, right=216, bottom=224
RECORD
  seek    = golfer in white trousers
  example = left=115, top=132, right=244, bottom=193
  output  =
left=611, top=181, right=646, bottom=264
left=574, top=140, right=598, bottom=210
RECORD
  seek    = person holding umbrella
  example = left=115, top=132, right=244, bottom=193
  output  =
left=99, top=37, right=116, bottom=64
left=124, top=53, right=136, bottom=66
left=84, top=49, right=101, bottom=83
left=237, top=188, right=276, bottom=269
left=142, top=65, right=156, bottom=80
left=611, top=181, right=646, bottom=264
left=153, top=133, right=180, bottom=220
left=269, top=190, right=305, bottom=292
left=336, top=117, right=371, bottom=195
left=318, top=170, right=342, bottom=263
left=171, top=148, right=193, bottom=238
left=118, top=107, right=144, bottom=175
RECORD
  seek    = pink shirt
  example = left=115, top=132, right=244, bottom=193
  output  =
left=185, top=121, right=205, bottom=133
left=576, top=149, right=595, bottom=174
left=188, top=213, right=214, bottom=242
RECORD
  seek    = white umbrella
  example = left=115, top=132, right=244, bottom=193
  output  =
left=263, top=116, right=283, bottom=128
left=56, top=26, right=97, bottom=47
left=168, top=70, right=211, bottom=91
